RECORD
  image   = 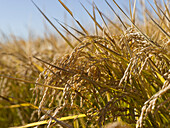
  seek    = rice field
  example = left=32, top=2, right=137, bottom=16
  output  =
left=0, top=0, right=169, bottom=128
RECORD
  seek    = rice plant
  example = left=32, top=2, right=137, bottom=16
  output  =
left=0, top=0, right=169, bottom=128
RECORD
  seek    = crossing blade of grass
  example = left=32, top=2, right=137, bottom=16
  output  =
left=10, top=113, right=88, bottom=128
left=87, top=0, right=122, bottom=34
left=33, top=56, right=75, bottom=74
left=0, top=74, right=64, bottom=90
left=93, top=2, right=98, bottom=36
left=146, top=0, right=170, bottom=31
left=40, top=108, right=74, bottom=128
left=0, top=95, right=49, bottom=111
left=105, top=0, right=127, bottom=30
left=54, top=18, right=82, bottom=43
left=101, top=12, right=124, bottom=33
left=132, top=0, right=136, bottom=25
left=54, top=19, right=86, bottom=36
left=94, top=3, right=112, bottom=37
left=94, top=42, right=124, bottom=58
left=154, top=1, right=170, bottom=23
left=58, top=0, right=73, bottom=17
left=146, top=0, right=162, bottom=20
left=32, top=62, right=44, bottom=72
left=129, top=0, right=136, bottom=25
left=31, top=0, right=74, bottom=49
left=129, top=0, right=132, bottom=21
left=162, top=0, right=170, bottom=18
left=146, top=11, right=170, bottom=38
left=80, top=3, right=116, bottom=46
left=0, top=103, right=38, bottom=109
left=58, top=0, right=89, bottom=35
left=80, top=3, right=105, bottom=32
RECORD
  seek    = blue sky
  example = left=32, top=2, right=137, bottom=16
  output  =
left=0, top=0, right=162, bottom=39
left=0, top=0, right=126, bottom=39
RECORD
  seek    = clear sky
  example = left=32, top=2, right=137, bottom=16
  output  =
left=0, top=0, right=163, bottom=40
left=0, top=0, right=126, bottom=39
